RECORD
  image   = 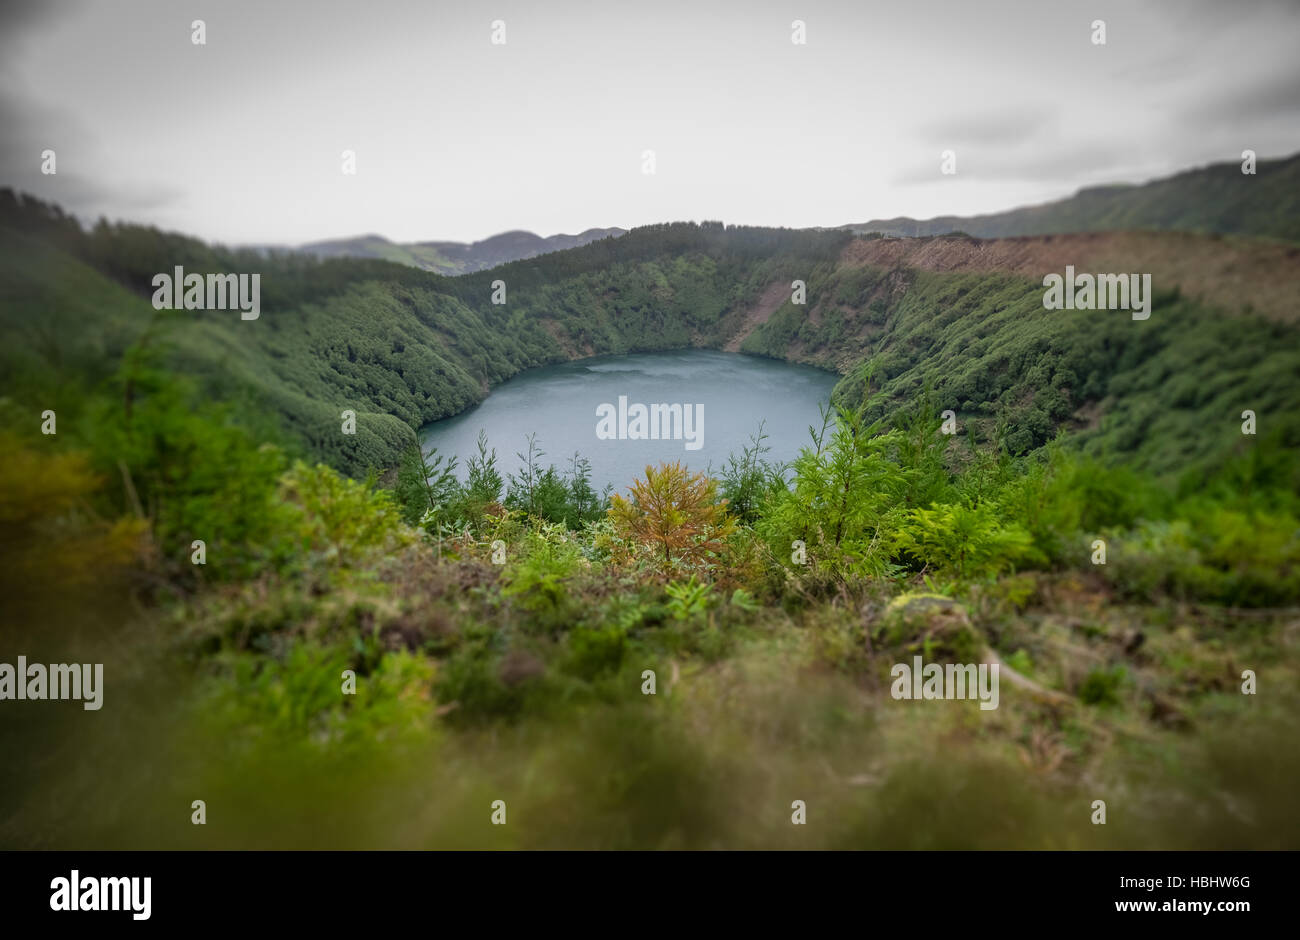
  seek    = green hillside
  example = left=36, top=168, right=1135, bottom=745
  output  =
left=5, top=190, right=1295, bottom=486
left=849, top=153, right=1300, bottom=242
left=741, top=259, right=1300, bottom=478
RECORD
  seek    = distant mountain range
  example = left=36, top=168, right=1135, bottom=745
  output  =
left=291, top=154, right=1297, bottom=279
left=842, top=153, right=1300, bottom=243
left=297, top=227, right=627, bottom=275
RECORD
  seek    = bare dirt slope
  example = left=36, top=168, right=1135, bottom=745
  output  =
left=841, top=231, right=1300, bottom=323
left=724, top=279, right=791, bottom=351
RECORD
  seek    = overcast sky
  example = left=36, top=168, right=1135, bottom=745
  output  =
left=2, top=0, right=1297, bottom=245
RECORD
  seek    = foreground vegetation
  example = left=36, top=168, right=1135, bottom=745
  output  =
left=2, top=366, right=1297, bottom=848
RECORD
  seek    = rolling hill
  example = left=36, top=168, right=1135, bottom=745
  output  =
left=845, top=152, right=1300, bottom=242
left=297, top=227, right=627, bottom=275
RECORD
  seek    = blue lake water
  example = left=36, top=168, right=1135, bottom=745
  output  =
left=418, top=350, right=839, bottom=492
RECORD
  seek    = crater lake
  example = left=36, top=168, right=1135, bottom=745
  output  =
left=418, top=350, right=840, bottom=492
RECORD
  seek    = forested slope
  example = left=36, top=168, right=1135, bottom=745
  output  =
left=3, top=190, right=1298, bottom=488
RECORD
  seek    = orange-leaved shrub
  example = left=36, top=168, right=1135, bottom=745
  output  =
left=608, top=462, right=735, bottom=577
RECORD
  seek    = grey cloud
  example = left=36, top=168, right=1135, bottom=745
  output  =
left=0, top=0, right=75, bottom=38
left=914, top=109, right=1055, bottom=149
left=0, top=92, right=180, bottom=218
left=0, top=0, right=1297, bottom=242
left=1183, top=67, right=1300, bottom=123
left=891, top=141, right=1135, bottom=186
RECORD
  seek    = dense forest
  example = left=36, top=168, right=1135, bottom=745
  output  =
left=2, top=176, right=1298, bottom=849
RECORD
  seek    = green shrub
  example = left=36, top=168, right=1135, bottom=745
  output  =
left=757, top=402, right=907, bottom=583
left=565, top=625, right=627, bottom=680
left=895, top=501, right=1033, bottom=580
left=1078, top=666, right=1126, bottom=707
left=665, top=575, right=715, bottom=620
left=501, top=523, right=586, bottom=631
left=200, top=643, right=437, bottom=755
left=279, top=461, right=411, bottom=571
